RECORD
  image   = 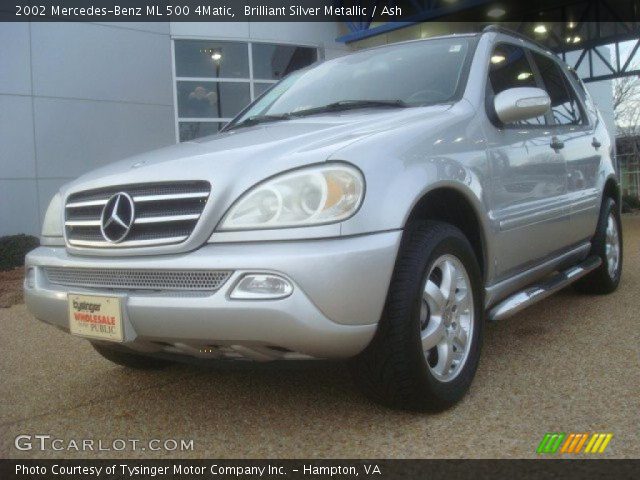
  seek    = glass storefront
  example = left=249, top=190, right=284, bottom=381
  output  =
left=174, top=40, right=318, bottom=141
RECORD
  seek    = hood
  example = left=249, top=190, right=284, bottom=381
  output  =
left=63, top=104, right=452, bottom=197
left=59, top=104, right=455, bottom=256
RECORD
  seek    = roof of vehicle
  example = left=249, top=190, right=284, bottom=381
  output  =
left=481, top=25, right=551, bottom=52
left=352, top=26, right=550, bottom=56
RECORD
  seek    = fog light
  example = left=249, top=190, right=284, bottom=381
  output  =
left=25, top=268, right=35, bottom=289
left=230, top=274, right=293, bottom=300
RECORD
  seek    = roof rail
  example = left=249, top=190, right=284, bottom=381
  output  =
left=482, top=25, right=552, bottom=53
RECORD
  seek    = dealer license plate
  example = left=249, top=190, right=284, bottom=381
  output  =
left=68, top=294, right=124, bottom=342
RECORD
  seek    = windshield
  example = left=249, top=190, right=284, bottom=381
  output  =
left=228, top=37, right=473, bottom=128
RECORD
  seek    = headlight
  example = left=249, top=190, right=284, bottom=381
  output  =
left=219, top=164, right=364, bottom=230
left=41, top=193, right=63, bottom=237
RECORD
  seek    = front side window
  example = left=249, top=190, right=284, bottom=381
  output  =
left=531, top=52, right=585, bottom=126
left=488, top=44, right=546, bottom=126
left=231, top=37, right=473, bottom=126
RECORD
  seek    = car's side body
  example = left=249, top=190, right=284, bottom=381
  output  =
left=24, top=30, right=619, bottom=367
left=316, top=30, right=616, bottom=308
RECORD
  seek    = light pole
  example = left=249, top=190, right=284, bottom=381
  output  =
left=211, top=50, right=223, bottom=119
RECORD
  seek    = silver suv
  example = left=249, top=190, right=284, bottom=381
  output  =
left=25, top=28, right=622, bottom=410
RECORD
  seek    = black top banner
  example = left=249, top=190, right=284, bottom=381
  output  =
left=2, top=0, right=640, bottom=22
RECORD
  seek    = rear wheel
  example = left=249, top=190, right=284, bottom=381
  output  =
left=351, top=221, right=483, bottom=411
left=574, top=197, right=622, bottom=294
left=91, top=342, right=171, bottom=370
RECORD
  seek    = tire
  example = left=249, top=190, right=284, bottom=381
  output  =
left=350, top=221, right=484, bottom=411
left=91, top=342, right=172, bottom=370
left=573, top=197, right=622, bottom=294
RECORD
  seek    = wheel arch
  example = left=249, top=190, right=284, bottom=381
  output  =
left=405, top=185, right=489, bottom=282
left=603, top=175, right=621, bottom=206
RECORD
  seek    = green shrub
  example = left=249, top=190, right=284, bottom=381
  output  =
left=0, top=234, right=40, bottom=271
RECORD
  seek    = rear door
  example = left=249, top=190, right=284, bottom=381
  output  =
left=529, top=52, right=600, bottom=247
left=485, top=43, right=570, bottom=279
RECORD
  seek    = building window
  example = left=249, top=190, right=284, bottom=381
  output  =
left=252, top=43, right=319, bottom=80
left=173, top=40, right=318, bottom=142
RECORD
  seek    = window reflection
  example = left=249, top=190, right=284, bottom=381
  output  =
left=177, top=81, right=250, bottom=119
left=489, top=44, right=546, bottom=126
left=254, top=82, right=275, bottom=97
left=252, top=44, right=317, bottom=80
left=174, top=40, right=249, bottom=78
left=531, top=52, right=584, bottom=126
left=489, top=44, right=537, bottom=94
left=179, top=122, right=224, bottom=141
left=174, top=40, right=318, bottom=141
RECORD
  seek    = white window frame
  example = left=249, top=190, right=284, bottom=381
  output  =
left=171, top=36, right=322, bottom=143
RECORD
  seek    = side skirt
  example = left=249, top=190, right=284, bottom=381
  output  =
left=487, top=256, right=601, bottom=322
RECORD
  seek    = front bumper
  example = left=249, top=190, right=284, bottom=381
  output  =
left=24, top=231, right=401, bottom=360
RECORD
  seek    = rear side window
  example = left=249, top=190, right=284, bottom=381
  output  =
left=488, top=44, right=545, bottom=126
left=531, top=52, right=585, bottom=126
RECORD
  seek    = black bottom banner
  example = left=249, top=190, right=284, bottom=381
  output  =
left=1, top=459, right=639, bottom=480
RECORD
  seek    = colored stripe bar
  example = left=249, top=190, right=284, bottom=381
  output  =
left=537, top=433, right=553, bottom=454
left=598, top=434, right=613, bottom=453
left=544, top=434, right=559, bottom=453
left=591, top=434, right=607, bottom=453
left=584, top=433, right=599, bottom=453
left=549, top=433, right=566, bottom=453
left=573, top=433, right=590, bottom=453
left=561, top=434, right=576, bottom=453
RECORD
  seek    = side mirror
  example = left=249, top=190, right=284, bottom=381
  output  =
left=493, top=87, right=550, bottom=124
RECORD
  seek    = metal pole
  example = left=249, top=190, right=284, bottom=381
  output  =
left=215, top=64, right=222, bottom=119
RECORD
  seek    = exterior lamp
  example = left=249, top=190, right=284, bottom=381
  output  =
left=487, top=8, right=506, bottom=19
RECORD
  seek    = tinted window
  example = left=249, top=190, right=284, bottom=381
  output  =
left=489, top=44, right=537, bottom=93
left=177, top=81, right=251, bottom=119
left=488, top=44, right=545, bottom=126
left=174, top=40, right=249, bottom=78
left=532, top=53, right=584, bottom=126
left=252, top=43, right=317, bottom=80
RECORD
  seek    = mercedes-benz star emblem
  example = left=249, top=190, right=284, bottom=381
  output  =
left=100, top=192, right=135, bottom=243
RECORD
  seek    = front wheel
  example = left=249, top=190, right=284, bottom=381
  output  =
left=350, top=221, right=483, bottom=411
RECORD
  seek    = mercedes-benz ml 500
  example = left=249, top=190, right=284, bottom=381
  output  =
left=25, top=28, right=622, bottom=410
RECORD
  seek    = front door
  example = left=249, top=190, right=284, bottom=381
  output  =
left=485, top=43, right=570, bottom=280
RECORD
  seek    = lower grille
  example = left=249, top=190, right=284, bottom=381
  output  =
left=44, top=267, right=232, bottom=292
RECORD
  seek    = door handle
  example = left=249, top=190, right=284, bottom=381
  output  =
left=550, top=137, right=564, bottom=151
left=592, top=137, right=601, bottom=149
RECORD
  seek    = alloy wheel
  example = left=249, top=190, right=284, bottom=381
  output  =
left=420, top=254, right=474, bottom=382
left=605, top=213, right=620, bottom=279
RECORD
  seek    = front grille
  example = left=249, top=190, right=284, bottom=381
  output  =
left=44, top=267, right=232, bottom=292
left=65, top=181, right=210, bottom=248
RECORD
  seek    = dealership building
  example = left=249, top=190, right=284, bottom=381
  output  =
left=0, top=18, right=628, bottom=235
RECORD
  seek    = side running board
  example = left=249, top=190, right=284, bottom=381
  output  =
left=488, top=256, right=602, bottom=322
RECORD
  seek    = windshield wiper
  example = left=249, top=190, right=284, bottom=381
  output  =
left=287, top=99, right=409, bottom=117
left=227, top=113, right=292, bottom=130
left=227, top=99, right=409, bottom=131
